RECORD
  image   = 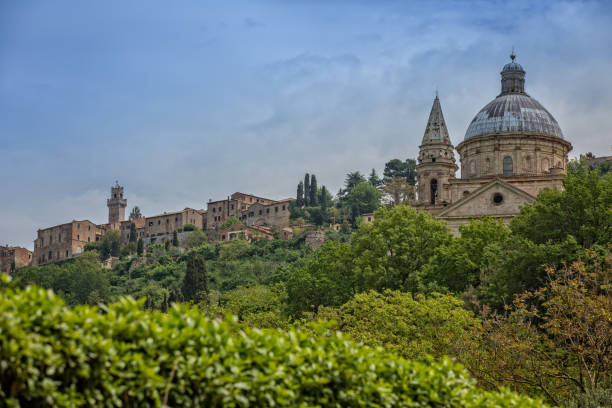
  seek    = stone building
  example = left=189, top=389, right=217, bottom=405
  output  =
left=32, top=220, right=104, bottom=266
left=219, top=224, right=274, bottom=242
left=206, top=192, right=293, bottom=230
left=0, top=245, right=32, bottom=274
left=414, top=53, right=572, bottom=234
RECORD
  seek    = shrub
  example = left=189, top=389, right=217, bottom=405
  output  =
left=182, top=223, right=197, bottom=232
left=0, top=278, right=546, bottom=407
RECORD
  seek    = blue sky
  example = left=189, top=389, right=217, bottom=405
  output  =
left=1, top=0, right=611, bottom=249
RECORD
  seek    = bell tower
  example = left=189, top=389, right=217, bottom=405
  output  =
left=416, top=95, right=457, bottom=208
left=107, top=181, right=127, bottom=224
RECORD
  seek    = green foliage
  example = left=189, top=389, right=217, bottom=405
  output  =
left=13, top=251, right=110, bottom=306
left=314, top=290, right=479, bottom=362
left=368, top=168, right=383, bottom=189
left=172, top=230, right=179, bottom=246
left=510, top=162, right=612, bottom=247
left=339, top=171, right=366, bottom=200
left=137, top=238, right=144, bottom=255
left=100, top=230, right=121, bottom=261
left=218, top=284, right=288, bottom=328
left=345, top=181, right=381, bottom=216
left=129, top=222, right=137, bottom=243
left=351, top=205, right=452, bottom=292
left=286, top=241, right=355, bottom=317
left=128, top=205, right=142, bottom=220
left=309, top=174, right=318, bottom=206
left=421, top=217, right=510, bottom=293
left=383, top=158, right=417, bottom=185
left=220, top=216, right=242, bottom=230
left=182, top=253, right=208, bottom=303
left=304, top=172, right=310, bottom=206
left=183, top=229, right=207, bottom=248
left=182, top=223, right=197, bottom=232
left=296, top=180, right=304, bottom=207
left=0, top=279, right=546, bottom=407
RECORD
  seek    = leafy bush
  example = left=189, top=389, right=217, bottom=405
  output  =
left=0, top=279, right=546, bottom=407
left=182, top=223, right=198, bottom=232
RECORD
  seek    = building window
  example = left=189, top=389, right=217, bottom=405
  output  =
left=158, top=220, right=161, bottom=225
left=218, top=207, right=222, bottom=212
left=259, top=210, right=263, bottom=215
left=77, top=223, right=80, bottom=229
left=66, top=250, right=69, bottom=257
left=282, top=205, right=286, bottom=211
left=88, top=237, right=91, bottom=242
left=88, top=226, right=91, bottom=231
left=231, top=204, right=234, bottom=210
left=275, top=207, right=278, bottom=212
left=503, top=156, right=513, bottom=176
left=48, top=251, right=52, bottom=260
left=212, top=208, right=216, bottom=213
left=266, top=208, right=270, bottom=214
left=77, top=234, right=80, bottom=241
left=430, top=179, right=438, bottom=205
left=493, top=193, right=504, bottom=205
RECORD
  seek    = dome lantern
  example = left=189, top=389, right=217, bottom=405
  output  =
left=500, top=52, right=525, bottom=95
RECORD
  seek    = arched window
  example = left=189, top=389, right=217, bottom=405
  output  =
left=503, top=156, right=513, bottom=177
left=430, top=179, right=438, bottom=205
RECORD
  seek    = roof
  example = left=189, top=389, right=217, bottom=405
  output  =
left=422, top=96, right=451, bottom=144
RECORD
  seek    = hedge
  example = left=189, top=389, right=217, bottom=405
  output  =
left=0, top=279, right=547, bottom=407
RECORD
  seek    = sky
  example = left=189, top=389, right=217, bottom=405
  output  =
left=1, top=0, right=612, bottom=249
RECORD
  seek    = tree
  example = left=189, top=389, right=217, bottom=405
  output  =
left=421, top=216, right=510, bottom=293
left=462, top=253, right=612, bottom=406
left=182, top=253, right=208, bottom=303
left=368, top=168, right=383, bottom=189
left=383, top=158, right=417, bottom=185
left=129, top=206, right=143, bottom=220
left=129, top=223, right=137, bottom=243
left=309, top=174, right=318, bottom=206
left=313, top=290, right=478, bottom=362
left=137, top=238, right=144, bottom=256
left=345, top=181, right=381, bottom=216
left=100, top=230, right=121, bottom=261
left=286, top=241, right=355, bottom=317
left=183, top=230, right=207, bottom=249
left=296, top=181, right=305, bottom=207
left=340, top=171, right=366, bottom=200
left=382, top=177, right=415, bottom=206
left=510, top=162, right=611, bottom=248
left=351, top=205, right=452, bottom=292
left=220, top=284, right=288, bottom=328
left=320, top=186, right=329, bottom=221
left=172, top=230, right=179, bottom=246
left=405, top=158, right=417, bottom=185
left=304, top=173, right=310, bottom=206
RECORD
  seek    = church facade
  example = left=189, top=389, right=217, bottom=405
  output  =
left=414, top=54, right=573, bottom=234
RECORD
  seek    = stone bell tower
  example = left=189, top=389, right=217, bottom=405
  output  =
left=107, top=181, right=127, bottom=224
left=415, top=95, right=457, bottom=210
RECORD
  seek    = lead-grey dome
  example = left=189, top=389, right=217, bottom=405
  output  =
left=464, top=93, right=563, bottom=140
left=464, top=54, right=563, bottom=140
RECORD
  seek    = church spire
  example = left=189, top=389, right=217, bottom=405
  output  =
left=421, top=94, right=451, bottom=144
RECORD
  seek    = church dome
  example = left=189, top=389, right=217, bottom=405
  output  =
left=464, top=54, right=563, bottom=140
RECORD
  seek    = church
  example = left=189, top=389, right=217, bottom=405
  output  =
left=413, top=53, right=573, bottom=234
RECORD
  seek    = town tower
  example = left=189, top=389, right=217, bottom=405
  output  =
left=107, top=182, right=127, bottom=224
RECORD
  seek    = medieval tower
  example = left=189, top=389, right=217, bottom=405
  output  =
left=107, top=182, right=127, bottom=224
left=415, top=95, right=457, bottom=210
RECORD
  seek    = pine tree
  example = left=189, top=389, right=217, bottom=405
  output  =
left=310, top=174, right=318, bottom=206
left=172, top=230, right=179, bottom=246
left=297, top=181, right=305, bottom=207
left=304, top=173, right=310, bottom=207
left=182, top=253, right=209, bottom=304
left=137, top=238, right=144, bottom=256
left=368, top=168, right=383, bottom=189
left=129, top=223, right=137, bottom=243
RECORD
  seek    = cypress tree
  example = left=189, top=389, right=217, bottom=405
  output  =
left=310, top=174, right=318, bottom=206
left=182, top=253, right=209, bottom=304
left=304, top=173, right=310, bottom=207
left=320, top=185, right=328, bottom=223
left=129, top=223, right=137, bottom=243
left=137, top=238, right=144, bottom=256
left=297, top=181, right=304, bottom=207
left=172, top=230, right=179, bottom=246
